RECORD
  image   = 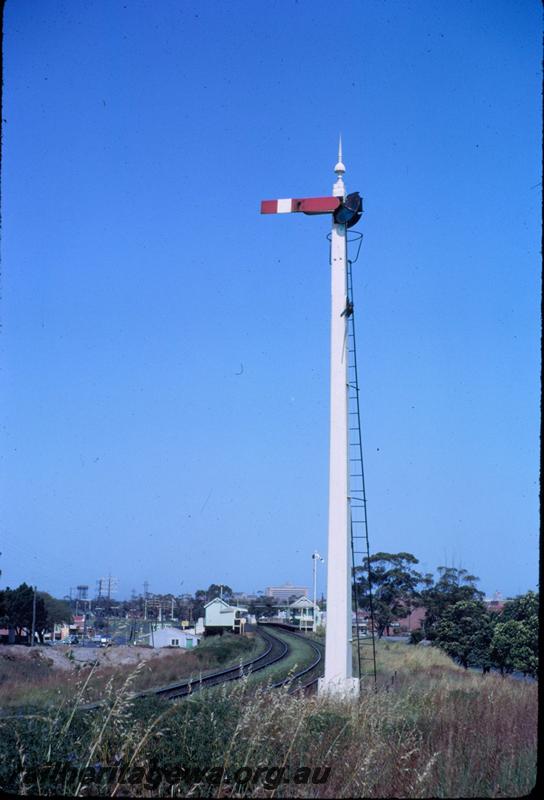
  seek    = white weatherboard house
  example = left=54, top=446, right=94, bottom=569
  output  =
left=140, top=626, right=200, bottom=649
left=204, top=597, right=248, bottom=633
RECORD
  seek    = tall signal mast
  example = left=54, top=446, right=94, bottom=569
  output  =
left=261, top=140, right=363, bottom=696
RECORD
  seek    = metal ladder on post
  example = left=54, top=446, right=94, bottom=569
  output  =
left=345, top=248, right=378, bottom=687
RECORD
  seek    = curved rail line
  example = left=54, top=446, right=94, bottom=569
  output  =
left=262, top=623, right=324, bottom=693
left=0, top=626, right=324, bottom=719
left=77, top=626, right=290, bottom=711
left=153, top=626, right=289, bottom=700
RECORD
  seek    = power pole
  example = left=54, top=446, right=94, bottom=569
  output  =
left=143, top=581, right=149, bottom=621
left=30, top=585, right=37, bottom=646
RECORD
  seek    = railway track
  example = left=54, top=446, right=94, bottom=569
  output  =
left=78, top=624, right=323, bottom=711
left=263, top=623, right=324, bottom=694
left=77, top=625, right=293, bottom=711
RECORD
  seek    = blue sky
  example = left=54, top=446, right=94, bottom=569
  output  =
left=1, top=0, right=540, bottom=602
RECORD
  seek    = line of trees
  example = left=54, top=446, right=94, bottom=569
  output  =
left=0, top=583, right=72, bottom=643
left=354, top=553, right=538, bottom=677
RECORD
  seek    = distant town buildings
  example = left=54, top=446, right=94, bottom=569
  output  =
left=394, top=606, right=426, bottom=633
left=232, top=591, right=259, bottom=602
left=265, top=583, right=308, bottom=602
left=485, top=592, right=505, bottom=614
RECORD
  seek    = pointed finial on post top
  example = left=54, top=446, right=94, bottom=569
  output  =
left=333, top=134, right=346, bottom=198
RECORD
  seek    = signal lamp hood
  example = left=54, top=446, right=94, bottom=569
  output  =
left=333, top=192, right=363, bottom=228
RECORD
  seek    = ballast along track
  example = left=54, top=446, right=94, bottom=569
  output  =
left=78, top=625, right=290, bottom=711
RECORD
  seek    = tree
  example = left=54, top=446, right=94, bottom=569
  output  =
left=0, top=584, right=48, bottom=642
left=433, top=599, right=495, bottom=670
left=421, top=567, right=484, bottom=642
left=37, top=593, right=72, bottom=642
left=207, top=584, right=234, bottom=602
left=354, top=552, right=424, bottom=637
left=0, top=589, right=7, bottom=623
left=500, top=590, right=538, bottom=623
left=489, top=591, right=538, bottom=677
left=3, top=583, right=34, bottom=638
left=193, top=589, right=209, bottom=620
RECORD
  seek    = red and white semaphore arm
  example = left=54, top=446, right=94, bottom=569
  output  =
left=260, top=196, right=342, bottom=215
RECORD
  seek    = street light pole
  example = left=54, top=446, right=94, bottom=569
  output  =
left=312, top=551, right=324, bottom=609
left=312, top=551, right=324, bottom=632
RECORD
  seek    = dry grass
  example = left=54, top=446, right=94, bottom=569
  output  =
left=0, top=639, right=537, bottom=797
left=0, top=633, right=264, bottom=709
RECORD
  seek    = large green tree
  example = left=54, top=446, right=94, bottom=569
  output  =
left=421, top=567, right=484, bottom=642
left=206, top=584, right=234, bottom=602
left=1, top=583, right=46, bottom=642
left=500, top=590, right=538, bottom=623
left=0, top=585, right=73, bottom=643
left=354, top=552, right=424, bottom=637
left=37, top=593, right=72, bottom=642
left=489, top=591, right=538, bottom=677
left=433, top=599, right=495, bottom=670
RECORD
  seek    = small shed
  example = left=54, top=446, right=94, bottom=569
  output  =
left=139, top=626, right=200, bottom=649
left=204, top=597, right=248, bottom=634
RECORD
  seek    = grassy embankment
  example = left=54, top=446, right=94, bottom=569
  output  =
left=0, top=638, right=536, bottom=797
left=0, top=632, right=265, bottom=709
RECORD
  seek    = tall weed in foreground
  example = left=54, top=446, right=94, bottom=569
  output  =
left=0, top=660, right=536, bottom=797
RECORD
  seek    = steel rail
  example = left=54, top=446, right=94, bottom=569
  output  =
left=0, top=627, right=322, bottom=719
left=77, top=626, right=289, bottom=711
left=260, top=623, right=324, bottom=691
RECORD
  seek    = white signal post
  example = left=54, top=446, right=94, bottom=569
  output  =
left=261, top=139, right=361, bottom=697
left=319, top=140, right=359, bottom=697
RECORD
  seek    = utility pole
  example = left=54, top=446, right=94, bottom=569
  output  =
left=261, top=140, right=362, bottom=696
left=30, top=585, right=37, bottom=646
left=143, top=581, right=149, bottom=621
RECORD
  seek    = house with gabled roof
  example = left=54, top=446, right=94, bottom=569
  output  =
left=287, top=595, right=322, bottom=632
left=204, top=597, right=248, bottom=634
